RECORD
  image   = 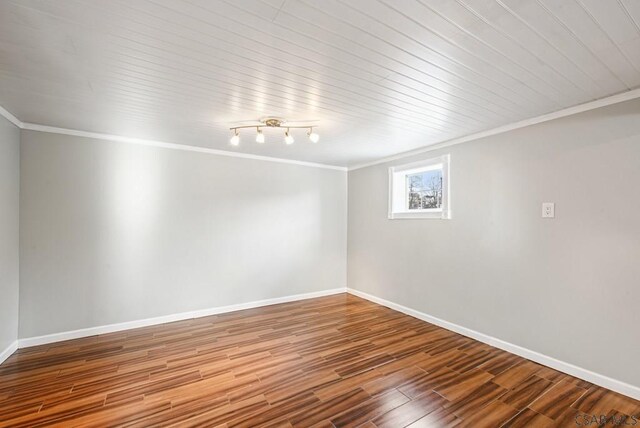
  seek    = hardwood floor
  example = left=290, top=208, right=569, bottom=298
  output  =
left=0, top=294, right=638, bottom=427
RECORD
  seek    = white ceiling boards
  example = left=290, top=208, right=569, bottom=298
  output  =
left=1, top=0, right=639, bottom=167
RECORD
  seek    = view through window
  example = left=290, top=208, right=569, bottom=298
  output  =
left=406, top=169, right=443, bottom=210
left=389, top=154, right=450, bottom=219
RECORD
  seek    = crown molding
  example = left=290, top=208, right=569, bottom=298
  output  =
left=0, top=105, right=23, bottom=128
left=348, top=87, right=640, bottom=171
left=21, top=123, right=348, bottom=171
left=4, top=87, right=640, bottom=171
left=0, top=103, right=346, bottom=171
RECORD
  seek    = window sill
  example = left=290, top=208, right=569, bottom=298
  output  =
left=388, top=211, right=450, bottom=220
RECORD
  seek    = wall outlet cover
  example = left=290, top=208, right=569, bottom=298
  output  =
left=542, top=202, right=555, bottom=218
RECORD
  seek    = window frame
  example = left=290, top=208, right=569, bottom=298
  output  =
left=388, top=154, right=450, bottom=220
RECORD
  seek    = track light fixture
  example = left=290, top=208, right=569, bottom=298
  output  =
left=229, top=118, right=319, bottom=146
left=284, top=129, right=294, bottom=145
left=308, top=129, right=319, bottom=143
left=230, top=129, right=240, bottom=146
left=255, top=128, right=265, bottom=143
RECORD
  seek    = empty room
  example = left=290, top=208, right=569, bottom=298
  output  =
left=1, top=0, right=639, bottom=426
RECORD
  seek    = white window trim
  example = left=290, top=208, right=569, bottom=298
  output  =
left=388, top=154, right=450, bottom=220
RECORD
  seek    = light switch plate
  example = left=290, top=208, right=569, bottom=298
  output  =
left=542, top=202, right=555, bottom=218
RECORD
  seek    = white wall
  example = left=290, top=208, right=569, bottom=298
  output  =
left=0, top=115, right=20, bottom=356
left=348, top=98, right=640, bottom=388
left=19, top=130, right=347, bottom=338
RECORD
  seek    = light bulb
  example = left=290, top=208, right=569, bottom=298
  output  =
left=284, top=131, right=294, bottom=145
left=256, top=129, right=265, bottom=143
left=308, top=131, right=319, bottom=143
left=230, top=132, right=240, bottom=146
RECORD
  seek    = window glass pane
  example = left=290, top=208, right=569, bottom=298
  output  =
left=406, top=168, right=443, bottom=210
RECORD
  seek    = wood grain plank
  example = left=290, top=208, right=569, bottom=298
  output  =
left=0, top=294, right=636, bottom=427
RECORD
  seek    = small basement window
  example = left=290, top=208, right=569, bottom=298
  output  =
left=388, top=154, right=450, bottom=219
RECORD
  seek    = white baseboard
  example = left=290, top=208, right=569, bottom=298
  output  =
left=17, top=288, right=347, bottom=349
left=347, top=288, right=640, bottom=401
left=12, top=286, right=640, bottom=401
left=0, top=340, right=19, bottom=365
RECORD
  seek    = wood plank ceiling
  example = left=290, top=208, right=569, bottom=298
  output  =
left=1, top=0, right=639, bottom=166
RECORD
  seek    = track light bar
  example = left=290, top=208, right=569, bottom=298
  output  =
left=229, top=118, right=319, bottom=146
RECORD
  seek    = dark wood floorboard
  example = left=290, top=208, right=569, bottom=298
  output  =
left=0, top=294, right=637, bottom=427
